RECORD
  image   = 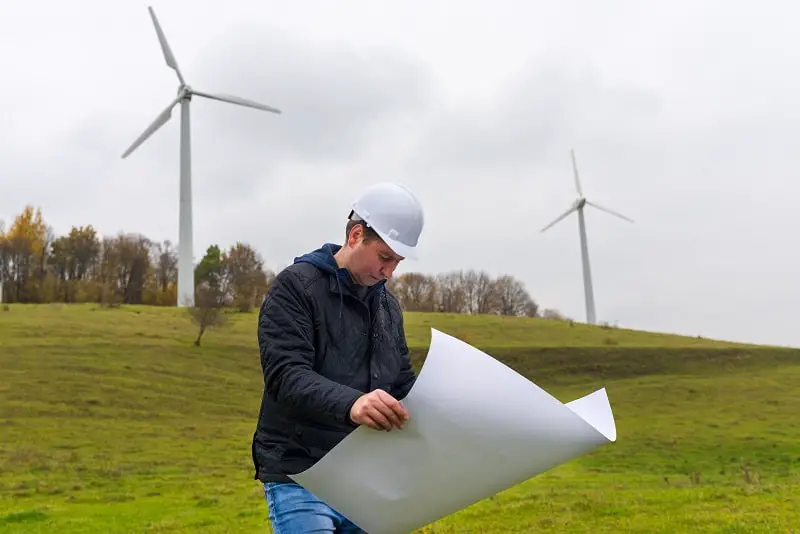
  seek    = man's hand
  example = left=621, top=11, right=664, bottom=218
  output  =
left=350, top=389, right=409, bottom=431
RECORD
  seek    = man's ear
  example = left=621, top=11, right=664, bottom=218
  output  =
left=347, top=223, right=363, bottom=246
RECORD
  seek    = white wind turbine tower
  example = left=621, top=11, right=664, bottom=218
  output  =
left=540, top=149, right=633, bottom=325
left=121, top=6, right=281, bottom=307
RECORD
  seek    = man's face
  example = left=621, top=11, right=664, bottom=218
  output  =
left=347, top=228, right=404, bottom=286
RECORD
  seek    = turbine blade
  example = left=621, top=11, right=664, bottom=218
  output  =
left=148, top=6, right=185, bottom=86
left=571, top=149, right=584, bottom=196
left=585, top=200, right=634, bottom=223
left=540, top=205, right=578, bottom=232
left=192, top=89, right=281, bottom=114
left=121, top=95, right=182, bottom=158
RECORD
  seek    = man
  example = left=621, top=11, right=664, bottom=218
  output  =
left=252, top=182, right=425, bottom=533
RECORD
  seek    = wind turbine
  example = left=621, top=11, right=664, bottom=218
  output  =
left=540, top=149, right=633, bottom=325
left=121, top=6, right=281, bottom=307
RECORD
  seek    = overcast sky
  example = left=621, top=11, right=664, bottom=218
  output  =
left=2, top=1, right=798, bottom=347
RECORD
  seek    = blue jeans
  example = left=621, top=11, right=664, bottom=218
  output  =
left=264, top=481, right=366, bottom=533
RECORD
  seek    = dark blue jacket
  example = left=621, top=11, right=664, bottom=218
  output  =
left=252, top=243, right=416, bottom=482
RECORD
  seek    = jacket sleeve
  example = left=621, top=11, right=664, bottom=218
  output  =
left=391, top=310, right=417, bottom=401
left=258, top=268, right=363, bottom=425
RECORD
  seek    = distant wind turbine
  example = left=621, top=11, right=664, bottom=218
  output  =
left=121, top=6, right=281, bottom=307
left=540, top=149, right=633, bottom=325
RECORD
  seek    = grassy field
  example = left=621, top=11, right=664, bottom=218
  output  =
left=1, top=303, right=799, bottom=533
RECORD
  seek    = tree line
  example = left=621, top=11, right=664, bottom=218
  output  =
left=0, top=205, right=566, bottom=318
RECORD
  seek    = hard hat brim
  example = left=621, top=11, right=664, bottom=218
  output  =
left=373, top=226, right=418, bottom=261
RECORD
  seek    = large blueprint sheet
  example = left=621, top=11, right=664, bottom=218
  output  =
left=291, top=328, right=617, bottom=533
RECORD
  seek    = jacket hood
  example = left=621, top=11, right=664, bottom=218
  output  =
left=293, top=243, right=386, bottom=315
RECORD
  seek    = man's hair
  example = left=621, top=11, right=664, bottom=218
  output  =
left=345, top=217, right=381, bottom=244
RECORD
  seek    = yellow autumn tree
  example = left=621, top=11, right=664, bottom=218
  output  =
left=5, top=206, right=50, bottom=302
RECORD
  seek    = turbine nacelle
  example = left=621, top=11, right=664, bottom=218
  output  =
left=541, top=176, right=632, bottom=233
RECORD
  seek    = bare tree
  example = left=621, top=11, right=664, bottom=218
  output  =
left=188, top=283, right=228, bottom=347
left=224, top=242, right=270, bottom=313
left=153, top=240, right=178, bottom=293
left=493, top=274, right=538, bottom=317
left=435, top=271, right=466, bottom=313
left=0, top=220, right=7, bottom=305
left=391, top=272, right=437, bottom=311
left=473, top=270, right=497, bottom=314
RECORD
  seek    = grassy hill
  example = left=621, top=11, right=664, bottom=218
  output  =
left=1, top=303, right=799, bottom=533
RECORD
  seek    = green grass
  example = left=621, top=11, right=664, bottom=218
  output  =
left=1, top=303, right=799, bottom=533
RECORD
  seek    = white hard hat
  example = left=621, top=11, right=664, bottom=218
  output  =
left=349, top=182, right=424, bottom=260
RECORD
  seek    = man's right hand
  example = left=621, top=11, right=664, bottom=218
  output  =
left=349, top=389, right=409, bottom=431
